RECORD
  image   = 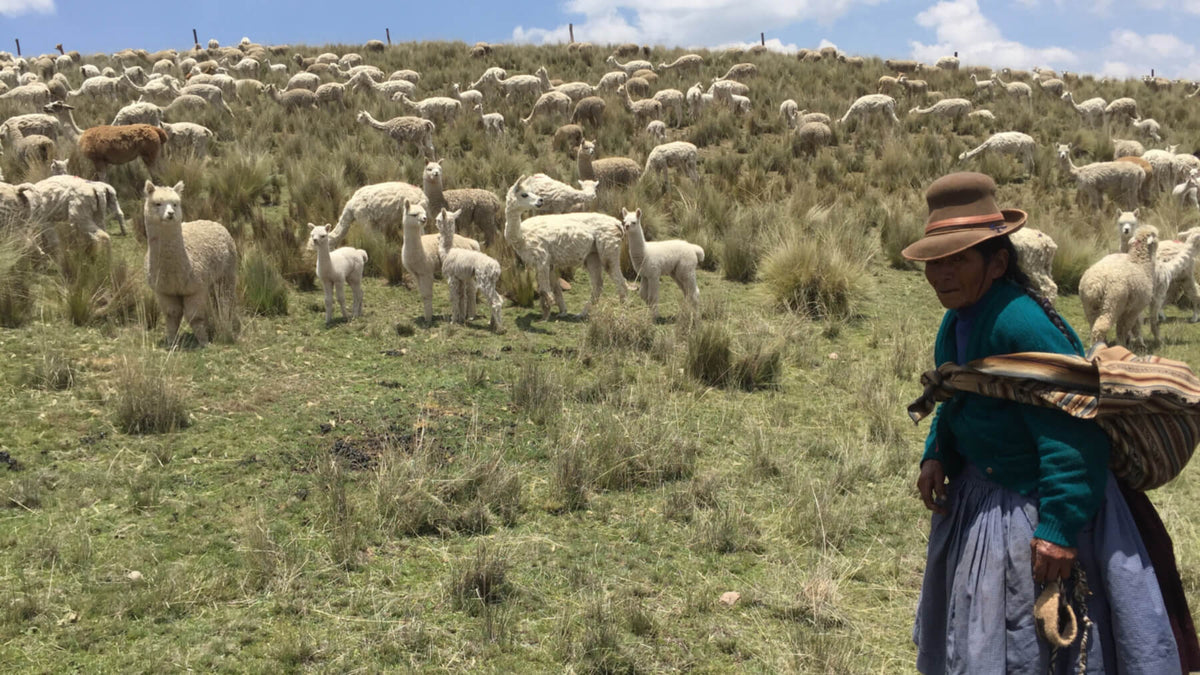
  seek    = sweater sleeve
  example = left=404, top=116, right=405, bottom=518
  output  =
left=1021, top=404, right=1110, bottom=547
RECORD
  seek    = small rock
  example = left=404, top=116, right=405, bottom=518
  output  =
left=828, top=352, right=839, bottom=360
left=719, top=591, right=740, bottom=606
left=127, top=570, right=143, bottom=582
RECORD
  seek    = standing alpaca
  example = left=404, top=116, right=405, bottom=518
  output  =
left=308, top=223, right=367, bottom=324
left=619, top=208, right=704, bottom=319
left=421, top=159, right=503, bottom=246
left=504, top=176, right=627, bottom=319
left=1079, top=225, right=1158, bottom=348
left=437, top=208, right=504, bottom=331
left=142, top=181, right=238, bottom=346
left=399, top=198, right=480, bottom=324
left=1061, top=92, right=1106, bottom=127
left=1056, top=143, right=1144, bottom=210
left=836, top=94, right=901, bottom=128
left=356, top=110, right=436, bottom=159
left=643, top=141, right=700, bottom=187
left=577, top=139, right=642, bottom=188
left=78, top=124, right=168, bottom=181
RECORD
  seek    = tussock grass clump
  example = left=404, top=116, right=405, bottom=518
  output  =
left=21, top=345, right=78, bottom=390
left=512, top=361, right=564, bottom=424
left=112, top=355, right=190, bottom=434
left=207, top=153, right=275, bottom=235
left=693, top=503, right=764, bottom=554
left=56, top=248, right=146, bottom=327
left=761, top=212, right=869, bottom=320
left=549, top=445, right=589, bottom=512
left=686, top=322, right=732, bottom=386
left=879, top=211, right=925, bottom=270
left=0, top=224, right=39, bottom=328
left=585, top=302, right=657, bottom=352
left=349, top=226, right=405, bottom=286
left=450, top=542, right=511, bottom=612
left=240, top=246, right=289, bottom=317
left=573, top=414, right=698, bottom=492
left=730, top=336, right=784, bottom=391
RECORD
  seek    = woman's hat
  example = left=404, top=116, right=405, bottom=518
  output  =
left=901, top=172, right=1027, bottom=261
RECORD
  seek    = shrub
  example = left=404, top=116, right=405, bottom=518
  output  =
left=450, top=543, right=510, bottom=613
left=731, top=337, right=784, bottom=391
left=112, top=355, right=190, bottom=434
left=240, top=246, right=289, bottom=316
left=879, top=211, right=925, bottom=270
left=584, top=302, right=656, bottom=352
left=511, top=361, right=563, bottom=425
left=686, top=322, right=732, bottom=386
left=760, top=230, right=866, bottom=320
left=0, top=225, right=38, bottom=328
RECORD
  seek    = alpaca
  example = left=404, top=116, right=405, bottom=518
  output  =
left=1112, top=139, right=1144, bottom=159
left=77, top=123, right=168, bottom=182
left=308, top=223, right=367, bottom=324
left=570, top=96, right=606, bottom=128
left=265, top=84, right=318, bottom=111
left=643, top=141, right=700, bottom=187
left=177, top=83, right=234, bottom=115
left=781, top=99, right=800, bottom=128
left=1010, top=227, right=1058, bottom=304
left=142, top=180, right=238, bottom=346
left=577, top=139, right=642, bottom=189
left=1104, top=97, right=1139, bottom=126
left=657, top=54, right=704, bottom=78
left=437, top=208, right=504, bottom=331
left=520, top=90, right=571, bottom=125
left=356, top=110, right=436, bottom=159
left=1173, top=170, right=1200, bottom=208
left=394, top=93, right=462, bottom=126
left=1131, top=117, right=1163, bottom=142
left=325, top=181, right=427, bottom=248
left=1056, top=143, right=1144, bottom=210
left=1062, top=92, right=1106, bottom=127
left=651, top=88, right=686, bottom=126
left=619, top=208, right=704, bottom=319
left=957, top=132, right=1035, bottom=175
left=836, top=94, right=900, bottom=128
left=606, top=55, right=653, bottom=76
left=646, top=120, right=667, bottom=142
left=161, top=122, right=214, bottom=159
left=472, top=104, right=506, bottom=135
left=1079, top=225, right=1158, bottom=348
left=991, top=75, right=1032, bottom=106
left=399, top=198, right=480, bottom=324
left=111, top=101, right=164, bottom=126
left=519, top=174, right=598, bottom=213
left=795, top=121, right=833, bottom=155
left=504, top=176, right=627, bottom=319
left=421, top=160, right=503, bottom=246
left=24, top=175, right=127, bottom=254
left=908, top=98, right=972, bottom=122
left=1151, top=229, right=1200, bottom=326
left=617, top=85, right=662, bottom=126
left=345, top=70, right=414, bottom=99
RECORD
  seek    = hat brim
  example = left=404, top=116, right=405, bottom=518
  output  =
left=901, top=208, right=1027, bottom=262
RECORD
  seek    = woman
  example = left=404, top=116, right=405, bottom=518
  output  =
left=904, top=172, right=1186, bottom=674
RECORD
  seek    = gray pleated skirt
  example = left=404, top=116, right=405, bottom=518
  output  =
left=913, top=463, right=1180, bottom=674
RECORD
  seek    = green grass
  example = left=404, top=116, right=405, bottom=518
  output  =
left=3, top=40, right=1200, bottom=673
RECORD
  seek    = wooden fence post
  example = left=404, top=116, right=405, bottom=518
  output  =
left=386, top=28, right=391, bottom=46
left=569, top=24, right=574, bottom=43
left=192, top=28, right=198, bottom=46
left=760, top=32, right=765, bottom=46
left=14, top=39, right=20, bottom=57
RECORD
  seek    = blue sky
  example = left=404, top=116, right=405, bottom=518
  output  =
left=2, top=0, right=1199, bottom=79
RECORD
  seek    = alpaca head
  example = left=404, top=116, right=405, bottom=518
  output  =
left=435, top=208, right=462, bottom=236
left=423, top=160, right=443, bottom=185
left=1117, top=209, right=1140, bottom=250
left=507, top=176, right=543, bottom=210
left=143, top=180, right=184, bottom=224
left=581, top=139, right=595, bottom=156
left=1129, top=224, right=1159, bottom=260
left=308, top=223, right=331, bottom=250
left=577, top=180, right=598, bottom=197
left=1055, top=143, right=1072, bottom=163
left=619, top=207, right=642, bottom=236
left=401, top=198, right=426, bottom=230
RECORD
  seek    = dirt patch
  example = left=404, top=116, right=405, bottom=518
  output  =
left=329, top=428, right=450, bottom=471
left=0, top=451, right=21, bottom=471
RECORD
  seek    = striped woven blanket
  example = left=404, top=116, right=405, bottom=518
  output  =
left=907, top=345, right=1200, bottom=490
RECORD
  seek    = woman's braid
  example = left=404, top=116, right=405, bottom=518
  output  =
left=976, top=235, right=1076, bottom=345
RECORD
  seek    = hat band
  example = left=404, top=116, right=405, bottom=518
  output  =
left=925, top=212, right=1007, bottom=235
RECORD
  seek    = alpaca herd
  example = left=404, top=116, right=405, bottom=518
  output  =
left=5, top=36, right=1200, bottom=355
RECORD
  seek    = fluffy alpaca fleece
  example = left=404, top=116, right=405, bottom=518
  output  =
left=27, top=174, right=127, bottom=254
left=1056, top=143, right=1145, bottom=210
left=142, top=180, right=238, bottom=346
left=598, top=72, right=630, bottom=94
left=421, top=160, right=503, bottom=246
left=0, top=181, right=37, bottom=224
left=570, top=96, right=607, bottom=128
left=1010, top=227, right=1059, bottom=304
left=177, top=83, right=234, bottom=116
left=795, top=121, right=833, bottom=155
left=836, top=94, right=900, bottom=127
left=519, top=174, right=598, bottom=214
left=265, top=84, right=317, bottom=111
left=908, top=98, right=972, bottom=121
left=394, top=93, right=462, bottom=126
left=619, top=208, right=704, bottom=319
left=504, top=176, right=628, bottom=319
left=651, top=88, right=686, bottom=125
left=958, top=132, right=1035, bottom=174
left=644, top=141, right=700, bottom=185
left=577, top=139, right=642, bottom=189
left=161, top=122, right=214, bottom=159
left=399, top=199, right=480, bottom=324
left=437, top=208, right=504, bottom=331
left=1153, top=229, right=1200, bottom=325
left=1079, top=224, right=1158, bottom=349
left=356, top=110, right=436, bottom=159
left=111, top=101, right=164, bottom=126
left=309, top=223, right=367, bottom=323
left=78, top=123, right=168, bottom=181
left=521, top=90, right=571, bottom=125
left=325, top=180, right=427, bottom=248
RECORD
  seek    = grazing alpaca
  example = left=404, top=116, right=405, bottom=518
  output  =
left=308, top=223, right=368, bottom=324
left=437, top=208, right=504, bottom=332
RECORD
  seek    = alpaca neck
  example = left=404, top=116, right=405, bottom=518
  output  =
left=438, top=223, right=455, bottom=257
left=504, top=199, right=526, bottom=249
left=627, top=224, right=648, bottom=272
left=577, top=151, right=594, bottom=180
left=145, top=216, right=192, bottom=285
left=402, top=218, right=427, bottom=259
left=315, top=242, right=334, bottom=277
left=424, top=175, right=447, bottom=213
left=363, top=112, right=386, bottom=129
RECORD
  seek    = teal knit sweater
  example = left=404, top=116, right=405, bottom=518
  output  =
left=921, top=280, right=1111, bottom=547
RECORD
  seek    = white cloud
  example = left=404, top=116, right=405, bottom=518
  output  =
left=512, top=0, right=882, bottom=49
left=909, top=0, right=1077, bottom=71
left=0, top=0, right=53, bottom=16
left=1099, top=30, right=1200, bottom=79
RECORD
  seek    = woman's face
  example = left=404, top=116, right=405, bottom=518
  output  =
left=923, top=246, right=1008, bottom=310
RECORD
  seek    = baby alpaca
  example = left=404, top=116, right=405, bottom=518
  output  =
left=437, top=208, right=504, bottom=331
left=308, top=223, right=368, bottom=324
left=619, top=208, right=703, bottom=319
left=1079, top=224, right=1158, bottom=349
left=399, top=198, right=481, bottom=324
left=142, top=180, right=238, bottom=346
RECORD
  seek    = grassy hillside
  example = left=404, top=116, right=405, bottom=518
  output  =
left=2, top=41, right=1200, bottom=672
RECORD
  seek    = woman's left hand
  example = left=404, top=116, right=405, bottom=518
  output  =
left=1031, top=538, right=1077, bottom=583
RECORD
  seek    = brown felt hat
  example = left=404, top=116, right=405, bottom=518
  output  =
left=901, top=172, right=1027, bottom=261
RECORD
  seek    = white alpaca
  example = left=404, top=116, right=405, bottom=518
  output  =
left=1112, top=139, right=1144, bottom=159
left=781, top=99, right=799, bottom=128
left=111, top=101, right=164, bottom=126
left=1131, top=117, right=1163, bottom=142
left=308, top=223, right=367, bottom=324
left=644, top=141, right=700, bottom=186
left=1079, top=225, right=1158, bottom=348
left=451, top=83, right=483, bottom=109
left=991, top=74, right=1032, bottom=105
left=1061, top=92, right=1106, bottom=127
left=651, top=88, right=686, bottom=125
left=504, top=176, right=627, bottom=319
left=1104, top=97, right=1139, bottom=125
left=619, top=208, right=703, bottom=319
left=957, top=132, right=1035, bottom=175
left=142, top=180, right=238, bottom=346
left=471, top=104, right=506, bottom=135
left=399, top=198, right=480, bottom=324
left=908, top=98, right=972, bottom=122
left=646, top=120, right=667, bottom=142
left=520, top=90, right=571, bottom=125
left=394, top=93, right=462, bottom=126
left=437, top=208, right=504, bottom=331
left=1141, top=145, right=1181, bottom=194
left=617, top=84, right=662, bottom=126
left=1173, top=170, right=1200, bottom=208
left=161, top=122, right=215, bottom=159
left=1056, top=143, right=1144, bottom=210
left=26, top=175, right=127, bottom=253
left=1151, top=229, right=1200, bottom=326
left=519, top=174, right=598, bottom=213
left=657, top=54, right=704, bottom=78
left=1010, top=227, right=1059, bottom=304
left=596, top=71, right=628, bottom=93
left=325, top=181, right=427, bottom=248
left=345, top=70, right=415, bottom=99
left=970, top=74, right=995, bottom=98
left=577, top=139, right=642, bottom=188
left=836, top=94, right=900, bottom=127
left=606, top=55, right=653, bottom=76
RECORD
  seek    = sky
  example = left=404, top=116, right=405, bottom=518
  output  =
left=2, top=0, right=1199, bottom=79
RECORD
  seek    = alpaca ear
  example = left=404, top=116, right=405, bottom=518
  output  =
left=144, top=179, right=156, bottom=197
left=173, top=181, right=185, bottom=194
left=1133, top=208, right=1140, bottom=216
left=307, top=223, right=316, bottom=232
left=402, top=198, right=410, bottom=211
left=621, top=207, right=629, bottom=217
left=635, top=208, right=642, bottom=219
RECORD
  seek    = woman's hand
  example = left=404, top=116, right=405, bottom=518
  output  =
left=1031, top=538, right=1077, bottom=583
left=917, top=460, right=948, bottom=515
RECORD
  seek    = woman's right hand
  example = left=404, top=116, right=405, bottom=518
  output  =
left=918, top=460, right=948, bottom=515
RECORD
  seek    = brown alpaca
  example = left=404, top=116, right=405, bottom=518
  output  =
left=77, top=123, right=168, bottom=181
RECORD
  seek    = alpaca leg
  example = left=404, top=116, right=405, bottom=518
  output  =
left=351, top=280, right=363, bottom=318
left=182, top=293, right=209, bottom=346
left=448, top=277, right=464, bottom=323
left=323, top=281, right=335, bottom=323
left=419, top=275, right=434, bottom=324
left=336, top=279, right=349, bottom=319
left=158, top=292, right=184, bottom=345
left=1186, top=281, right=1200, bottom=323
left=642, top=274, right=660, bottom=320
left=582, top=253, right=604, bottom=317
left=605, top=253, right=627, bottom=303
left=465, top=277, right=478, bottom=319
left=535, top=265, right=554, bottom=319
